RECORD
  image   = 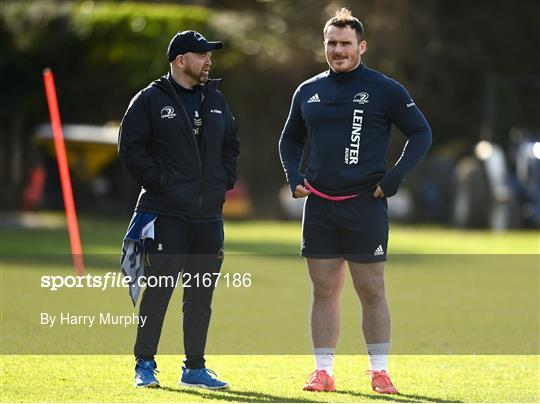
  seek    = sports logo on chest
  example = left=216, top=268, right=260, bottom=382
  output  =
left=307, top=93, right=321, bottom=104
left=160, top=106, right=176, bottom=119
left=353, top=92, right=369, bottom=105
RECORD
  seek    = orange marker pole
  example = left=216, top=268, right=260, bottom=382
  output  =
left=43, top=68, right=85, bottom=275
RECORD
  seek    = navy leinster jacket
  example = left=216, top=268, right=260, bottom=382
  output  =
left=279, top=64, right=431, bottom=197
left=118, top=73, right=240, bottom=220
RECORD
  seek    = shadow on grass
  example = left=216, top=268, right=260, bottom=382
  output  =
left=160, top=386, right=462, bottom=403
left=336, top=390, right=462, bottom=403
left=160, top=386, right=321, bottom=402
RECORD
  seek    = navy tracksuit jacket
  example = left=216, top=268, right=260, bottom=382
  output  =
left=279, top=64, right=432, bottom=197
left=118, top=73, right=240, bottom=221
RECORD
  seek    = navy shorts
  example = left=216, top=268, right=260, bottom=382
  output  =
left=301, top=194, right=389, bottom=263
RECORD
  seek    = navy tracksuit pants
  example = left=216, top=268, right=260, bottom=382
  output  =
left=134, top=215, right=224, bottom=369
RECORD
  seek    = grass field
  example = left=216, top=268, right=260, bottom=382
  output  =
left=1, top=214, right=539, bottom=402
left=2, top=355, right=538, bottom=403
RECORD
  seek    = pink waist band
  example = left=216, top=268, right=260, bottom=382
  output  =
left=304, top=181, right=358, bottom=201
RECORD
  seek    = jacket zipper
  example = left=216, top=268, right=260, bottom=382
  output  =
left=165, top=81, right=204, bottom=213
left=164, top=78, right=219, bottom=215
left=177, top=100, right=205, bottom=213
left=165, top=80, right=203, bottom=174
left=196, top=91, right=217, bottom=214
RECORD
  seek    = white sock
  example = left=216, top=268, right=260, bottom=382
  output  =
left=314, top=348, right=335, bottom=376
left=367, top=342, right=390, bottom=372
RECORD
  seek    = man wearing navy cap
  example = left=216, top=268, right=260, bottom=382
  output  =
left=118, top=30, right=239, bottom=389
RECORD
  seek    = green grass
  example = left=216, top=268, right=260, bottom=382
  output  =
left=1, top=214, right=538, bottom=255
left=1, top=214, right=539, bottom=402
left=2, top=355, right=538, bottom=403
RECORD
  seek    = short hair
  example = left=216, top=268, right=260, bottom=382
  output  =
left=323, top=8, right=364, bottom=42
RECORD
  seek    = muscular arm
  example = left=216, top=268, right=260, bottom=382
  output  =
left=279, top=88, right=308, bottom=196
left=379, top=82, right=432, bottom=197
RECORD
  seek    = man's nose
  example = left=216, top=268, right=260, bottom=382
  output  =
left=334, top=45, right=344, bottom=54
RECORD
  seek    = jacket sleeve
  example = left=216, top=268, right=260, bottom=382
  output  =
left=118, top=91, right=168, bottom=194
left=222, top=101, right=240, bottom=190
left=379, top=82, right=432, bottom=197
left=279, top=87, right=307, bottom=196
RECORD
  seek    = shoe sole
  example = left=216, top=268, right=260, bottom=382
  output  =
left=303, top=387, right=336, bottom=392
left=134, top=382, right=160, bottom=388
left=373, top=387, right=399, bottom=394
left=179, top=381, right=228, bottom=390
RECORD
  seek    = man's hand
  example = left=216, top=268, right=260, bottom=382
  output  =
left=373, top=185, right=385, bottom=198
left=294, top=179, right=311, bottom=198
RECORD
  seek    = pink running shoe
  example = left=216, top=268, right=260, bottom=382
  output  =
left=367, top=370, right=399, bottom=394
left=303, top=370, right=336, bottom=392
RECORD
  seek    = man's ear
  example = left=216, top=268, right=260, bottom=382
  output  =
left=359, top=40, right=367, bottom=55
left=174, top=55, right=183, bottom=67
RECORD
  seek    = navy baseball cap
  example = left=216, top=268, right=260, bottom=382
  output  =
left=167, top=30, right=223, bottom=61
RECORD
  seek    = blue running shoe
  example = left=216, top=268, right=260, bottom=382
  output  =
left=134, top=359, right=160, bottom=388
left=179, top=367, right=228, bottom=390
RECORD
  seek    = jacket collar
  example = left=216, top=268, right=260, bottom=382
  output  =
left=328, top=63, right=365, bottom=79
left=153, top=72, right=222, bottom=95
